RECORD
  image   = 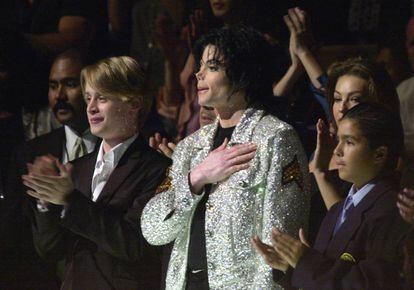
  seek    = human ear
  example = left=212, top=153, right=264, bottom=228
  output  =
left=129, top=98, right=142, bottom=113
left=374, top=146, right=388, bottom=164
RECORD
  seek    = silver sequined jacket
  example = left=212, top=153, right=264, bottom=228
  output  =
left=141, top=108, right=310, bottom=289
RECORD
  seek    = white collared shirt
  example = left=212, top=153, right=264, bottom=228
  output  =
left=63, top=126, right=97, bottom=163
left=91, top=134, right=138, bottom=202
left=346, top=181, right=377, bottom=207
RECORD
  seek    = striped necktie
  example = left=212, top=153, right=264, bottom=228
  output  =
left=334, top=195, right=355, bottom=235
left=69, top=137, right=87, bottom=161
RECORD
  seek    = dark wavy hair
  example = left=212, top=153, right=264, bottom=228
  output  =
left=193, top=25, right=285, bottom=109
left=341, top=102, right=404, bottom=170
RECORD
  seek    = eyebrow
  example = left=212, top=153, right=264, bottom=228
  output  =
left=340, top=134, right=359, bottom=141
left=334, top=90, right=363, bottom=95
left=49, top=77, right=79, bottom=83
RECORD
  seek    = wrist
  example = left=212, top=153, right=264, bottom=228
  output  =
left=297, top=48, right=312, bottom=59
left=189, top=170, right=205, bottom=194
left=313, top=168, right=331, bottom=179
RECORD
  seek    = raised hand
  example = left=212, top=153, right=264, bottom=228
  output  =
left=283, top=7, right=315, bottom=59
left=186, top=9, right=208, bottom=51
left=270, top=228, right=309, bottom=268
left=189, top=139, right=257, bottom=193
left=22, top=159, right=74, bottom=205
left=398, top=188, right=414, bottom=224
left=28, top=154, right=59, bottom=176
left=252, top=235, right=289, bottom=272
left=312, top=119, right=335, bottom=173
left=149, top=132, right=176, bottom=158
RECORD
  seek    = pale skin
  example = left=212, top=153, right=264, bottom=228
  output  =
left=149, top=132, right=176, bottom=158
left=186, top=45, right=258, bottom=194
left=252, top=228, right=309, bottom=271
left=310, top=75, right=367, bottom=209
left=273, top=7, right=323, bottom=97
left=397, top=188, right=414, bottom=224
left=22, top=83, right=140, bottom=206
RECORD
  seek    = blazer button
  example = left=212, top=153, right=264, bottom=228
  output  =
left=206, top=202, right=214, bottom=211
left=206, top=229, right=213, bottom=238
left=238, top=180, right=248, bottom=188
left=208, top=262, right=215, bottom=271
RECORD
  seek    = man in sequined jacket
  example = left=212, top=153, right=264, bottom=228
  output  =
left=141, top=26, right=310, bottom=290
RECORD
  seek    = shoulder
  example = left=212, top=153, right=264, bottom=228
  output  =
left=175, top=122, right=216, bottom=151
left=21, top=128, right=65, bottom=158
left=26, top=128, right=64, bottom=147
left=254, top=114, right=300, bottom=147
left=255, top=114, right=296, bottom=136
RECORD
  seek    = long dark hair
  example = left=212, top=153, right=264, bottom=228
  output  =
left=194, top=25, right=286, bottom=110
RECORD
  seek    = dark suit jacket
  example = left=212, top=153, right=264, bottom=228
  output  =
left=0, top=127, right=68, bottom=289
left=30, top=135, right=171, bottom=290
left=276, top=177, right=410, bottom=290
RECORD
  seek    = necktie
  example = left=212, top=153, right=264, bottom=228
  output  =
left=69, top=137, right=87, bottom=161
left=334, top=195, right=355, bottom=235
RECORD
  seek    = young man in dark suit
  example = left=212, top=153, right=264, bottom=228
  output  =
left=22, top=56, right=171, bottom=289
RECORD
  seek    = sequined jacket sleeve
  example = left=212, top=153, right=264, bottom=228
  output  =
left=252, top=121, right=310, bottom=287
left=141, top=135, right=203, bottom=246
left=262, top=124, right=310, bottom=237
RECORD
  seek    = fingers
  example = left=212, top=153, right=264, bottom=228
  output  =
left=55, top=160, right=67, bottom=176
left=26, top=189, right=42, bottom=199
left=214, top=138, right=229, bottom=151
left=397, top=189, right=414, bottom=224
left=226, top=163, right=251, bottom=176
left=168, top=142, right=176, bottom=151
left=159, top=143, right=174, bottom=158
left=252, top=236, right=289, bottom=271
left=283, top=14, right=295, bottom=34
left=22, top=175, right=52, bottom=193
left=149, top=137, right=156, bottom=149
left=252, top=236, right=273, bottom=256
left=398, top=190, right=414, bottom=208
left=228, top=150, right=256, bottom=167
left=227, top=143, right=257, bottom=159
left=288, top=7, right=304, bottom=32
left=403, top=188, right=414, bottom=198
left=299, top=228, right=310, bottom=247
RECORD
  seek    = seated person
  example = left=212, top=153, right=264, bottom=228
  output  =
left=254, top=103, right=410, bottom=289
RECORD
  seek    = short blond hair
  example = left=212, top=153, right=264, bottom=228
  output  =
left=80, top=56, right=150, bottom=125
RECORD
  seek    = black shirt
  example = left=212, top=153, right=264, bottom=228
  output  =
left=187, top=125, right=236, bottom=271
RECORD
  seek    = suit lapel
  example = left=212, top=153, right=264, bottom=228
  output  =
left=314, top=203, right=342, bottom=253
left=46, top=127, right=65, bottom=161
left=74, top=152, right=97, bottom=198
left=95, top=136, right=144, bottom=204
left=326, top=180, right=393, bottom=257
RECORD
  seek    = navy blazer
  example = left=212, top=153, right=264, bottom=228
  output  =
left=277, top=177, right=410, bottom=290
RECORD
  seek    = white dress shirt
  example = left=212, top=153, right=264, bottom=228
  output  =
left=91, top=134, right=138, bottom=202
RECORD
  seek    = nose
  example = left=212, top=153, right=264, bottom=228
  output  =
left=87, top=97, right=98, bottom=114
left=195, top=67, right=204, bottom=80
left=55, top=84, right=67, bottom=101
left=333, top=142, right=343, bottom=157
left=339, top=100, right=349, bottom=113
